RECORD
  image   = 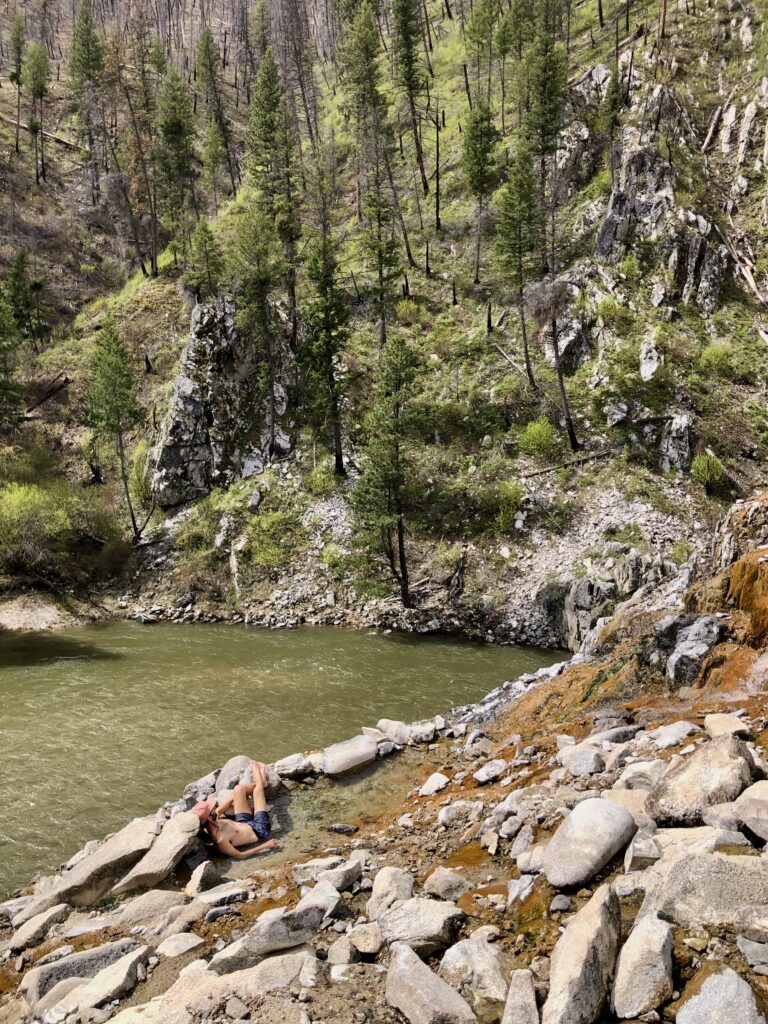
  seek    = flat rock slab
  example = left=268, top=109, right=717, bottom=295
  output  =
left=543, top=798, right=636, bottom=888
left=316, top=859, right=363, bottom=892
left=209, top=903, right=324, bottom=974
left=646, top=734, right=753, bottom=825
left=78, top=945, right=151, bottom=1011
left=473, top=760, right=508, bottom=785
left=293, top=856, right=344, bottom=886
left=321, top=735, right=378, bottom=775
left=705, top=713, right=750, bottom=739
left=420, top=772, right=450, bottom=797
left=612, top=915, right=673, bottom=1018
left=17, top=817, right=157, bottom=920
left=6, top=903, right=70, bottom=952
left=501, top=970, right=538, bottom=1024
left=542, top=885, right=621, bottom=1024
left=378, top=897, right=464, bottom=955
left=644, top=853, right=768, bottom=928
left=386, top=941, right=477, bottom=1024
left=108, top=947, right=317, bottom=1024
left=113, top=812, right=200, bottom=894
left=677, top=965, right=766, bottom=1024
left=157, top=933, right=204, bottom=959
left=21, top=938, right=139, bottom=1012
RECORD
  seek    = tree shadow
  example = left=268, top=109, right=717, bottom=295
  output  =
left=0, top=631, right=124, bottom=669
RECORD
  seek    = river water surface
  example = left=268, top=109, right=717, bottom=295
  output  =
left=0, top=622, right=562, bottom=896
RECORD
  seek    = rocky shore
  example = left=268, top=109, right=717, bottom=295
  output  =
left=4, top=494, right=768, bottom=1024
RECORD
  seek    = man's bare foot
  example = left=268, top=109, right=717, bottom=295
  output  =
left=250, top=759, right=269, bottom=788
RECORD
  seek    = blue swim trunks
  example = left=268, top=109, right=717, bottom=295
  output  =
left=234, top=810, right=272, bottom=841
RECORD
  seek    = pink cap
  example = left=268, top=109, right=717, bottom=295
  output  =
left=191, top=797, right=217, bottom=824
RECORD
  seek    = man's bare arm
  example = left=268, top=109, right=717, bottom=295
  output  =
left=214, top=835, right=276, bottom=860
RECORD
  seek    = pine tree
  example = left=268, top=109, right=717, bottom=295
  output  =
left=342, top=3, right=403, bottom=340
left=197, top=28, right=237, bottom=194
left=245, top=48, right=301, bottom=344
left=202, top=121, right=226, bottom=212
left=392, top=0, right=429, bottom=194
left=23, top=42, right=51, bottom=184
left=496, top=142, right=540, bottom=388
left=69, top=0, right=104, bottom=202
left=461, top=101, right=500, bottom=284
left=466, top=0, right=498, bottom=103
left=523, top=0, right=578, bottom=451
left=302, top=146, right=349, bottom=476
left=228, top=205, right=282, bottom=456
left=6, top=249, right=48, bottom=345
left=495, top=14, right=513, bottom=134
left=186, top=220, right=224, bottom=298
left=87, top=319, right=143, bottom=540
left=352, top=332, right=422, bottom=608
left=69, top=0, right=103, bottom=97
left=10, top=15, right=24, bottom=155
left=0, top=285, right=21, bottom=425
left=156, top=67, right=197, bottom=259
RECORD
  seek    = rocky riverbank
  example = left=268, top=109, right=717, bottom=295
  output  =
left=3, top=494, right=768, bottom=1024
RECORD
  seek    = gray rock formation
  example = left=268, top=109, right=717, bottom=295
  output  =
left=646, top=734, right=753, bottom=825
left=677, top=965, right=766, bottom=1024
left=541, top=885, right=621, bottom=1024
left=542, top=798, right=636, bottom=888
left=151, top=295, right=294, bottom=507
left=611, top=915, right=673, bottom=1018
left=386, top=942, right=477, bottom=1024
left=378, top=897, right=464, bottom=955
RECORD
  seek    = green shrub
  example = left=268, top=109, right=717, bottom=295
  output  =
left=699, top=342, right=735, bottom=380
left=0, top=483, right=72, bottom=573
left=495, top=479, right=524, bottom=532
left=619, top=254, right=640, bottom=283
left=305, top=463, right=337, bottom=498
left=518, top=417, right=563, bottom=460
left=247, top=509, right=305, bottom=576
left=394, top=299, right=424, bottom=326
left=130, top=439, right=153, bottom=514
left=595, top=295, right=631, bottom=331
left=691, top=452, right=727, bottom=494
left=671, top=540, right=694, bottom=565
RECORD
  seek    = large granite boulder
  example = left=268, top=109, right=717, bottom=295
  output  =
left=542, top=798, right=636, bottom=888
left=386, top=942, right=477, bottom=1024
left=112, top=812, right=200, bottom=894
left=646, top=735, right=753, bottom=825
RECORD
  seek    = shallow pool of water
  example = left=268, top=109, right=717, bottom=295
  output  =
left=0, top=621, right=562, bottom=896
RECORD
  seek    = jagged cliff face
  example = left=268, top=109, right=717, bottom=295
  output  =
left=150, top=297, right=295, bottom=508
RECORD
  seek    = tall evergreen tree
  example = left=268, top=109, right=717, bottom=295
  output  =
left=461, top=101, right=500, bottom=284
left=186, top=220, right=224, bottom=298
left=23, top=43, right=51, bottom=184
left=229, top=206, right=283, bottom=456
left=156, top=67, right=197, bottom=258
left=197, top=28, right=238, bottom=194
left=87, top=319, right=143, bottom=540
left=245, top=48, right=301, bottom=345
left=202, top=121, right=226, bottom=212
left=352, top=332, right=422, bottom=608
left=302, top=146, right=349, bottom=476
left=496, top=142, right=540, bottom=388
left=523, top=0, right=578, bottom=450
left=392, top=0, right=429, bottom=194
left=69, top=0, right=104, bottom=202
left=10, top=15, right=24, bottom=155
left=342, top=3, right=403, bottom=341
left=0, top=285, right=21, bottom=425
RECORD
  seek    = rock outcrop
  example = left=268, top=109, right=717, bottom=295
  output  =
left=151, top=295, right=295, bottom=508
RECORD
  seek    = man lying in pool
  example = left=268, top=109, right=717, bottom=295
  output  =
left=192, top=760, right=279, bottom=859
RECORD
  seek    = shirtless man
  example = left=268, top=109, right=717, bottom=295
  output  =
left=192, top=760, right=279, bottom=859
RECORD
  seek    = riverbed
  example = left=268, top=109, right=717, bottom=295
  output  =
left=0, top=622, right=562, bottom=896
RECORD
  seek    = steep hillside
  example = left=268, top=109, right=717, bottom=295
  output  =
left=1, top=0, right=768, bottom=641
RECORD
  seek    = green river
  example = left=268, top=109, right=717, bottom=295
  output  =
left=0, top=622, right=562, bottom=897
